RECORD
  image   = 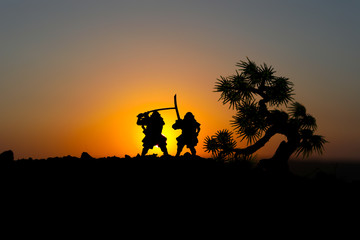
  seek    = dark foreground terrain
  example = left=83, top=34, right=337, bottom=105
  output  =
left=2, top=150, right=360, bottom=231
left=2, top=151, right=360, bottom=190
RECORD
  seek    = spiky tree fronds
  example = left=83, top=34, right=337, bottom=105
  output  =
left=215, top=74, right=254, bottom=109
left=266, top=77, right=294, bottom=106
left=203, top=136, right=221, bottom=156
left=289, top=102, right=317, bottom=130
left=231, top=100, right=267, bottom=144
left=296, top=129, right=328, bottom=158
left=300, top=114, right=317, bottom=131
left=236, top=58, right=276, bottom=88
left=289, top=102, right=307, bottom=118
left=237, top=154, right=257, bottom=162
left=236, top=58, right=261, bottom=85
left=215, top=58, right=294, bottom=110
left=215, top=76, right=235, bottom=108
left=214, top=129, right=237, bottom=154
left=267, top=110, right=289, bottom=126
left=204, top=129, right=237, bottom=159
left=258, top=63, right=276, bottom=84
left=205, top=58, right=327, bottom=163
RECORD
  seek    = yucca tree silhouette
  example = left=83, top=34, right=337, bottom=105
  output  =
left=204, top=58, right=327, bottom=170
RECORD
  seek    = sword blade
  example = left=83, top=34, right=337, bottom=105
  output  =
left=147, top=107, right=175, bottom=113
left=174, top=94, right=180, bottom=120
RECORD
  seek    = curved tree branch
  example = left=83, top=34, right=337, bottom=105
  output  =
left=233, top=126, right=279, bottom=156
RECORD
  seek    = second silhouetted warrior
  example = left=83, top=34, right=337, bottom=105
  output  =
left=137, top=111, right=169, bottom=156
left=172, top=112, right=201, bottom=157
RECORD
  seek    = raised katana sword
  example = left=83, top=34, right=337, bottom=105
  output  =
left=138, top=94, right=181, bottom=120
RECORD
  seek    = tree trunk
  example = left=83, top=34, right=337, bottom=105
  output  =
left=258, top=138, right=298, bottom=173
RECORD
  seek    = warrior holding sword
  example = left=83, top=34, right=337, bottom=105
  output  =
left=172, top=112, right=201, bottom=157
left=136, top=94, right=179, bottom=157
left=137, top=110, right=169, bottom=156
left=137, top=94, right=200, bottom=157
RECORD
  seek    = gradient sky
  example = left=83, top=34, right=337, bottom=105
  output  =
left=1, top=0, right=359, bottom=160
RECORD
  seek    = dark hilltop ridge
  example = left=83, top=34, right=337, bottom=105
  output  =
left=1, top=149, right=360, bottom=189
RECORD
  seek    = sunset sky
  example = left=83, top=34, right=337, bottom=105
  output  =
left=1, top=0, right=359, bottom=161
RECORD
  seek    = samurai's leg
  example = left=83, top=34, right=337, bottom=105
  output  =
left=141, top=147, right=149, bottom=156
left=159, top=144, right=169, bottom=156
left=176, top=143, right=185, bottom=157
left=189, top=146, right=196, bottom=156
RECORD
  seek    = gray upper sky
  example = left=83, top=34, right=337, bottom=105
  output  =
left=1, top=0, right=359, bottom=159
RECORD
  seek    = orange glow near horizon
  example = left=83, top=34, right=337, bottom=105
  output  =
left=0, top=4, right=348, bottom=161
left=66, top=92, right=216, bottom=159
left=2, top=70, right=290, bottom=160
left=2, top=1, right=360, bottom=161
left=55, top=89, right=284, bottom=160
left=1, top=58, right=299, bottom=160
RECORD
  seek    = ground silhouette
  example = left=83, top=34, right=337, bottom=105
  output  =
left=2, top=150, right=359, bottom=191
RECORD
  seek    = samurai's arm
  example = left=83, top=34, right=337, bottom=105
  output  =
left=172, top=119, right=183, bottom=130
left=196, top=123, right=201, bottom=135
left=137, top=113, right=149, bottom=126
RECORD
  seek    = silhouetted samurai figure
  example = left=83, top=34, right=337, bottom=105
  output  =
left=172, top=112, right=201, bottom=157
left=137, top=111, right=169, bottom=156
